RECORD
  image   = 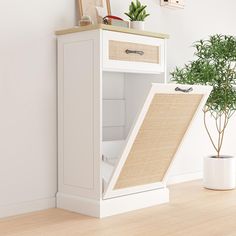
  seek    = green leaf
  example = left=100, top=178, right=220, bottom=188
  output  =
left=131, top=2, right=136, bottom=12
left=136, top=0, right=141, bottom=8
left=125, top=1, right=149, bottom=21
left=124, top=12, right=134, bottom=21
left=171, top=34, right=236, bottom=156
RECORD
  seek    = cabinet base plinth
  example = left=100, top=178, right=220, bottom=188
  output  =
left=57, top=188, right=169, bottom=218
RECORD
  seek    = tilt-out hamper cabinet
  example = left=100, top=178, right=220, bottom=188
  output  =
left=56, top=24, right=211, bottom=217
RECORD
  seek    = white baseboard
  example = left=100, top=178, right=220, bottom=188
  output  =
left=0, top=197, right=56, bottom=219
left=167, top=171, right=203, bottom=185
left=101, top=188, right=169, bottom=218
left=57, top=188, right=169, bottom=218
left=57, top=193, right=100, bottom=218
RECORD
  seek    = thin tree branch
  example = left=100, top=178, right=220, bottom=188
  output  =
left=218, top=113, right=229, bottom=154
left=203, top=110, right=218, bottom=153
left=217, top=115, right=222, bottom=157
left=215, top=116, right=221, bottom=133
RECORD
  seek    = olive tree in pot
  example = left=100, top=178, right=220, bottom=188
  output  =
left=125, top=0, right=150, bottom=30
left=171, top=35, right=236, bottom=190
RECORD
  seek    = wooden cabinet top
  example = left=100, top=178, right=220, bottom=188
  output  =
left=55, top=24, right=169, bottom=39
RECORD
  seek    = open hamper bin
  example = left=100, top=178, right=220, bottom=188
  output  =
left=58, top=81, right=212, bottom=218
left=101, top=83, right=211, bottom=208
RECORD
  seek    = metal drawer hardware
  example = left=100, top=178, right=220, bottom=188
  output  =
left=175, top=87, right=193, bottom=93
left=125, top=49, right=144, bottom=56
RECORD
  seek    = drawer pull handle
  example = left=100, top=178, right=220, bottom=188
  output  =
left=175, top=87, right=193, bottom=93
left=125, top=49, right=144, bottom=56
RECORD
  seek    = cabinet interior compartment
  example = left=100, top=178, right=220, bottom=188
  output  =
left=102, top=71, right=164, bottom=187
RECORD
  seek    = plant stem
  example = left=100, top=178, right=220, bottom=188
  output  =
left=218, top=113, right=228, bottom=156
left=203, top=110, right=218, bottom=154
left=216, top=115, right=222, bottom=158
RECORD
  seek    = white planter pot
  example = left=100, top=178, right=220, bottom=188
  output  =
left=130, top=21, right=145, bottom=30
left=203, top=156, right=236, bottom=190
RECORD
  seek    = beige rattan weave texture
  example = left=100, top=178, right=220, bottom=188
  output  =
left=109, top=40, right=160, bottom=64
left=114, top=94, right=203, bottom=189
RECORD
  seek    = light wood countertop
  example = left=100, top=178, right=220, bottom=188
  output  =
left=55, top=24, right=169, bottom=39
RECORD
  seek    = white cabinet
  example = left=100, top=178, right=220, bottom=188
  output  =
left=56, top=24, right=211, bottom=218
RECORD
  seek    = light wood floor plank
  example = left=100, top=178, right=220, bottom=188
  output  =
left=1, top=181, right=236, bottom=236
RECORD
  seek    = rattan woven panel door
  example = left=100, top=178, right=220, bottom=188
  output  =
left=103, top=84, right=212, bottom=199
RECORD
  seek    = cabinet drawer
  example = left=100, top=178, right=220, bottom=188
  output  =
left=103, top=31, right=165, bottom=74
left=109, top=41, right=160, bottom=64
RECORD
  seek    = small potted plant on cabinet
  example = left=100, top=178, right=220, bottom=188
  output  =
left=171, top=35, right=236, bottom=190
left=125, top=0, right=150, bottom=30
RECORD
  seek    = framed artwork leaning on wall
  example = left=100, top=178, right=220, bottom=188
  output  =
left=77, top=0, right=111, bottom=24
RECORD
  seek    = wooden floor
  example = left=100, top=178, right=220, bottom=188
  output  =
left=1, top=181, right=236, bottom=236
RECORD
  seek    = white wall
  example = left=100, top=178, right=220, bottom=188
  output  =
left=0, top=0, right=236, bottom=218
left=0, top=0, right=76, bottom=217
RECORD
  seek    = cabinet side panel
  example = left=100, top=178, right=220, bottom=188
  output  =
left=63, top=40, right=94, bottom=189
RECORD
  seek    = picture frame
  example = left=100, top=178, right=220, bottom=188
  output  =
left=77, top=0, right=111, bottom=25
left=106, top=0, right=111, bottom=15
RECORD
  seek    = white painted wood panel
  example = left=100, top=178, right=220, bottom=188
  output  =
left=102, top=72, right=126, bottom=141
left=102, top=72, right=125, bottom=99
left=57, top=30, right=101, bottom=200
left=102, top=140, right=126, bottom=161
left=103, top=100, right=125, bottom=127
left=103, top=127, right=125, bottom=141
left=57, top=187, right=169, bottom=218
left=63, top=40, right=94, bottom=189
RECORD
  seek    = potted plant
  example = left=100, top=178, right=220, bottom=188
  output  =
left=171, top=35, right=236, bottom=190
left=125, top=0, right=150, bottom=30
